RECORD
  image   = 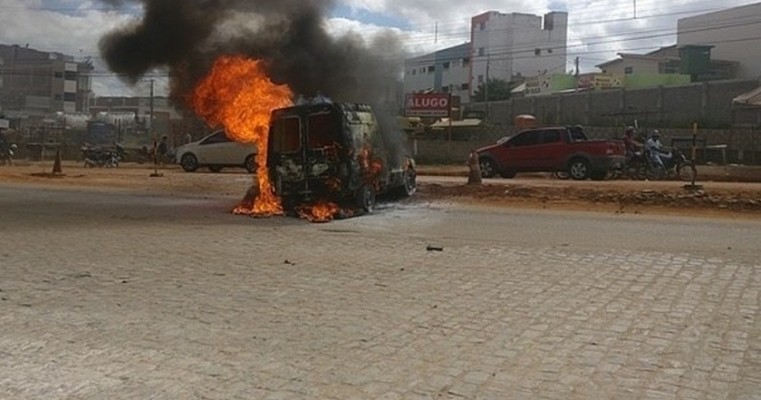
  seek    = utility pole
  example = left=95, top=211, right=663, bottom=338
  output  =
left=149, top=78, right=154, bottom=139
left=485, top=53, right=490, bottom=121
left=575, top=56, right=580, bottom=77
left=148, top=78, right=162, bottom=177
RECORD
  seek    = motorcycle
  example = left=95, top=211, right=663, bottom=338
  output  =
left=81, top=144, right=126, bottom=168
left=1, top=143, right=17, bottom=166
left=642, top=147, right=697, bottom=181
left=623, top=150, right=649, bottom=180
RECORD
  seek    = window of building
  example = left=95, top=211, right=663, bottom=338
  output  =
left=624, top=66, right=634, bottom=74
left=442, top=86, right=450, bottom=93
left=478, top=75, right=484, bottom=84
left=462, top=58, right=471, bottom=67
left=443, top=61, right=450, bottom=70
left=53, top=71, right=63, bottom=79
left=547, top=48, right=553, bottom=54
left=461, top=83, right=470, bottom=90
left=478, top=48, right=485, bottom=57
left=411, top=69, right=416, bottom=76
left=64, top=71, right=77, bottom=80
left=63, top=93, right=76, bottom=101
left=659, top=62, right=679, bottom=74
left=54, top=94, right=62, bottom=100
left=479, top=22, right=486, bottom=31
left=427, top=66, right=435, bottom=73
left=535, top=48, right=541, bottom=56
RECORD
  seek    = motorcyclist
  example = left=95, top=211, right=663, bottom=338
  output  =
left=623, top=126, right=643, bottom=160
left=645, top=130, right=672, bottom=168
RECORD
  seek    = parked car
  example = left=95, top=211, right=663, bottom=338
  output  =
left=476, top=126, right=626, bottom=180
left=175, top=130, right=257, bottom=173
left=268, top=101, right=416, bottom=213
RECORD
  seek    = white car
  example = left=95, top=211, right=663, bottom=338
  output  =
left=175, top=131, right=257, bottom=173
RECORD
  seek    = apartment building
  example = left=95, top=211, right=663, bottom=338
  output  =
left=404, top=10, right=568, bottom=104
left=0, top=44, right=93, bottom=119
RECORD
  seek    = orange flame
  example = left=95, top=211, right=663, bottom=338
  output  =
left=297, top=201, right=341, bottom=223
left=190, top=55, right=293, bottom=216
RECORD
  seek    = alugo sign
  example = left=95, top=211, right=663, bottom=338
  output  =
left=405, top=93, right=451, bottom=117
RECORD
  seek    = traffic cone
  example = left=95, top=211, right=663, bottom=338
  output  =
left=52, top=149, right=63, bottom=174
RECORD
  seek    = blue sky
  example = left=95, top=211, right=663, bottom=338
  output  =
left=331, top=3, right=411, bottom=30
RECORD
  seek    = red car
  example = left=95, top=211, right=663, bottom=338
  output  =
left=476, top=126, right=626, bottom=180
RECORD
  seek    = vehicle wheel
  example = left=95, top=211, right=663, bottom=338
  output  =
left=399, top=168, right=417, bottom=197
left=499, top=170, right=516, bottom=179
left=208, top=165, right=223, bottom=173
left=553, top=171, right=570, bottom=180
left=355, top=185, right=376, bottom=213
left=568, top=158, right=591, bottom=180
left=479, top=157, right=497, bottom=178
left=244, top=155, right=256, bottom=174
left=180, top=153, right=198, bottom=172
left=590, top=170, right=608, bottom=181
left=676, top=161, right=697, bottom=182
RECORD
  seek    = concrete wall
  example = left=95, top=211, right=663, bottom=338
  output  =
left=472, top=79, right=760, bottom=128
left=410, top=126, right=761, bottom=165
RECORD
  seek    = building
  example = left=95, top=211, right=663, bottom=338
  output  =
left=404, top=44, right=471, bottom=103
left=597, top=46, right=681, bottom=76
left=596, top=45, right=737, bottom=84
left=0, top=44, right=93, bottom=121
left=678, top=2, right=761, bottom=80
left=89, top=96, right=183, bottom=139
left=470, top=11, right=568, bottom=90
left=404, top=10, right=568, bottom=104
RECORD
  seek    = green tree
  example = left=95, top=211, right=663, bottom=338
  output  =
left=472, top=78, right=514, bottom=102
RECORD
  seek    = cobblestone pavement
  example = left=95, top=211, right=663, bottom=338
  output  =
left=1, top=184, right=759, bottom=399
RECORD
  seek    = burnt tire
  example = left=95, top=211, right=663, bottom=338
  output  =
left=355, top=185, right=376, bottom=213
left=245, top=155, right=256, bottom=173
left=479, top=157, right=497, bottom=178
left=208, top=165, right=223, bottom=173
left=180, top=153, right=198, bottom=172
left=568, top=158, right=591, bottom=180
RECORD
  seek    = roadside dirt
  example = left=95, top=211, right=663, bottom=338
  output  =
left=415, top=164, right=761, bottom=218
left=1, top=161, right=760, bottom=219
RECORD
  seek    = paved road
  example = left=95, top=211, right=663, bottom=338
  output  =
left=1, top=184, right=759, bottom=399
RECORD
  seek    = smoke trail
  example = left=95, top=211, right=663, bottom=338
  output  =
left=98, top=0, right=405, bottom=105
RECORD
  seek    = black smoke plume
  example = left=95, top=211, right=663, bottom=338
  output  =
left=98, top=0, right=405, bottom=106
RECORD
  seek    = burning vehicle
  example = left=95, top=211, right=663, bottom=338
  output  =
left=268, top=99, right=417, bottom=217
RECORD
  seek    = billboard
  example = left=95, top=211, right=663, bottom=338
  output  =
left=405, top=93, right=451, bottom=117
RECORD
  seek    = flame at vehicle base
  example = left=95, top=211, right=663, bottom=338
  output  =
left=190, top=55, right=292, bottom=216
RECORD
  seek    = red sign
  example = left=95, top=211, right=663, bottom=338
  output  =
left=405, top=93, right=451, bottom=117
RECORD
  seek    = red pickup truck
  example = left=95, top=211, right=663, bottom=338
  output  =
left=476, top=126, right=626, bottom=180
